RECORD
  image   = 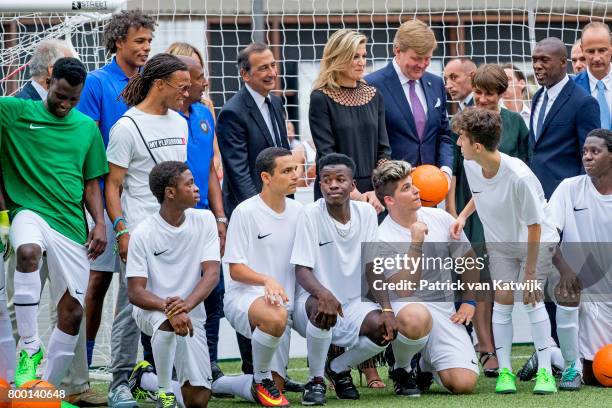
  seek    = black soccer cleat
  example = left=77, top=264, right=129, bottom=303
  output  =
left=285, top=377, right=306, bottom=393
left=301, top=377, right=327, bottom=406
left=325, top=360, right=359, bottom=400
left=389, top=368, right=421, bottom=397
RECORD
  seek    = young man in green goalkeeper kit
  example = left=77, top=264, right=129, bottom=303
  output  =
left=0, top=57, right=108, bottom=407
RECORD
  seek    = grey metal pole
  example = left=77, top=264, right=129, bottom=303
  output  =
left=252, top=0, right=265, bottom=43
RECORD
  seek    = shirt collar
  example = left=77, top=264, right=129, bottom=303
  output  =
left=587, top=64, right=612, bottom=92
left=107, top=57, right=132, bottom=81
left=245, top=83, right=267, bottom=109
left=459, top=94, right=473, bottom=110
left=392, top=58, right=412, bottom=86
left=544, top=74, right=570, bottom=99
left=31, top=80, right=47, bottom=99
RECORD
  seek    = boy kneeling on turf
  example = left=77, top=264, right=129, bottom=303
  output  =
left=127, top=161, right=221, bottom=408
left=451, top=108, right=559, bottom=395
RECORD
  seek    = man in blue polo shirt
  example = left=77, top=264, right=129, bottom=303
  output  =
left=76, top=9, right=156, bottom=408
left=178, top=55, right=227, bottom=372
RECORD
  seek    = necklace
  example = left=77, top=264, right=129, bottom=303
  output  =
left=328, top=211, right=351, bottom=238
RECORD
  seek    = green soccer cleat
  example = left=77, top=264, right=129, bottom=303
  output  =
left=60, top=400, right=80, bottom=408
left=156, top=391, right=178, bottom=408
left=559, top=362, right=582, bottom=391
left=14, top=347, right=44, bottom=387
left=533, top=368, right=557, bottom=394
left=495, top=368, right=517, bottom=394
left=129, top=360, right=157, bottom=402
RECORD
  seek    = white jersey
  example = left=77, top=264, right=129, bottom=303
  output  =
left=107, top=107, right=188, bottom=228
left=548, top=175, right=612, bottom=299
left=377, top=208, right=471, bottom=306
left=290, top=198, right=378, bottom=304
left=126, top=209, right=220, bottom=320
left=223, top=195, right=303, bottom=310
left=463, top=153, right=558, bottom=243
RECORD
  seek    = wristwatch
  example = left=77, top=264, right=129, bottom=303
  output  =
left=216, top=217, right=228, bottom=225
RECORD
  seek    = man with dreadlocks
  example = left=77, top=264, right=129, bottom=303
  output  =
left=105, top=52, right=191, bottom=408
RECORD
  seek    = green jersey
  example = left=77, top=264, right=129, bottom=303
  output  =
left=0, top=97, right=108, bottom=244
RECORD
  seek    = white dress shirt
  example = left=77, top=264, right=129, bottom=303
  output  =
left=532, top=75, right=570, bottom=137
left=245, top=83, right=280, bottom=145
left=587, top=65, right=612, bottom=116
left=31, top=80, right=48, bottom=100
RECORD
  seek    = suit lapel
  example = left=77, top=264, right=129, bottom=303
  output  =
left=243, top=88, right=275, bottom=147
left=539, top=80, right=573, bottom=139
left=383, top=62, right=418, bottom=138
left=420, top=75, right=436, bottom=132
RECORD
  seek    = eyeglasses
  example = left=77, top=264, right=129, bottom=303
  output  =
left=163, top=79, right=191, bottom=93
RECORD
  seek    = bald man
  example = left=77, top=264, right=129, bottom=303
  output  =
left=443, top=58, right=477, bottom=109
left=571, top=40, right=587, bottom=74
left=574, top=22, right=612, bottom=130
left=530, top=37, right=600, bottom=199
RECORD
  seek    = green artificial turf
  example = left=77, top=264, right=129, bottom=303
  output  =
left=91, top=345, right=610, bottom=407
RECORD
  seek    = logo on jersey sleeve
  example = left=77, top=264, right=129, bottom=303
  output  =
left=200, top=119, right=210, bottom=134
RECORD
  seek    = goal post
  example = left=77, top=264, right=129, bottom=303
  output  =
left=0, top=0, right=125, bottom=13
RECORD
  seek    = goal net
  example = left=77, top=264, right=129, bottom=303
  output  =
left=1, top=0, right=610, bottom=375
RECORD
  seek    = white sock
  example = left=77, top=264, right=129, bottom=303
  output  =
left=139, top=371, right=185, bottom=407
left=171, top=380, right=185, bottom=407
left=14, top=270, right=42, bottom=355
left=550, top=346, right=565, bottom=370
left=141, top=371, right=157, bottom=392
left=251, top=327, right=281, bottom=383
left=42, top=328, right=78, bottom=387
left=212, top=374, right=256, bottom=402
left=152, top=330, right=177, bottom=393
left=306, top=321, right=332, bottom=379
left=524, top=302, right=552, bottom=374
left=556, top=305, right=580, bottom=370
left=0, top=299, right=16, bottom=383
left=392, top=332, right=429, bottom=372
left=492, top=302, right=514, bottom=371
left=330, top=336, right=386, bottom=373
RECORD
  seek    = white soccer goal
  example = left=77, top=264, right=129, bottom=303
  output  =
left=1, top=0, right=610, bottom=375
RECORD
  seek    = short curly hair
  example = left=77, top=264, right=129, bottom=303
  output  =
left=103, top=10, right=156, bottom=54
left=149, top=161, right=190, bottom=204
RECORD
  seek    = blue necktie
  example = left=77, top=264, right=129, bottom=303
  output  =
left=596, top=80, right=611, bottom=129
left=535, top=90, right=549, bottom=141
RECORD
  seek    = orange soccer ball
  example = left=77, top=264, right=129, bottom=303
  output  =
left=0, top=377, right=9, bottom=408
left=11, top=380, right=60, bottom=408
left=411, top=165, right=449, bottom=207
left=593, top=343, right=612, bottom=387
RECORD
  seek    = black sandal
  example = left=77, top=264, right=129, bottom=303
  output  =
left=479, top=351, right=499, bottom=378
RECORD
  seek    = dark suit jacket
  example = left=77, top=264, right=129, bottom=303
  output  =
left=15, top=81, right=42, bottom=100
left=365, top=62, right=454, bottom=170
left=529, top=78, right=600, bottom=198
left=217, top=86, right=289, bottom=217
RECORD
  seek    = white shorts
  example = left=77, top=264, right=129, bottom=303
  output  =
left=487, top=243, right=555, bottom=285
left=133, top=307, right=212, bottom=389
left=86, top=210, right=120, bottom=273
left=224, top=289, right=291, bottom=378
left=293, top=295, right=380, bottom=349
left=391, top=301, right=479, bottom=375
left=9, top=210, right=89, bottom=307
left=579, top=302, right=612, bottom=361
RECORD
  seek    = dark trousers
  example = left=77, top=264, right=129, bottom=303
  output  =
left=141, top=272, right=226, bottom=366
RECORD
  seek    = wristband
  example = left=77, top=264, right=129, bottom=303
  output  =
left=112, top=217, right=126, bottom=229
left=381, top=308, right=394, bottom=313
left=462, top=300, right=476, bottom=307
left=115, top=228, right=129, bottom=239
left=216, top=217, right=228, bottom=225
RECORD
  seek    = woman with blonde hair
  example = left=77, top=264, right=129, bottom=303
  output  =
left=309, top=29, right=390, bottom=209
left=166, top=41, right=223, bottom=181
